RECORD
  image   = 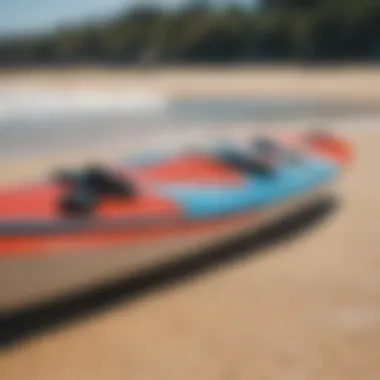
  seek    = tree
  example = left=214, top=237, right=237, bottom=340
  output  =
left=0, top=0, right=379, bottom=65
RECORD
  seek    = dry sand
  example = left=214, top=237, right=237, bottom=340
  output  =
left=0, top=68, right=380, bottom=379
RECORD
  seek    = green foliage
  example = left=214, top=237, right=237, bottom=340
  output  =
left=0, top=1, right=379, bottom=65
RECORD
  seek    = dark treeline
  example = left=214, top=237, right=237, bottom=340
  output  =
left=0, top=0, right=379, bottom=66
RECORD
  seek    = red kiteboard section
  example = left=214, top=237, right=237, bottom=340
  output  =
left=305, top=135, right=352, bottom=166
left=275, top=131, right=353, bottom=166
left=0, top=154, right=243, bottom=222
left=129, top=154, right=244, bottom=186
left=0, top=183, right=182, bottom=221
left=0, top=154, right=249, bottom=257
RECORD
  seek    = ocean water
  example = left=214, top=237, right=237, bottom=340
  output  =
left=0, top=89, right=378, bottom=159
left=0, top=89, right=377, bottom=126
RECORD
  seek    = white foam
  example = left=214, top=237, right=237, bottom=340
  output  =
left=0, top=88, right=169, bottom=123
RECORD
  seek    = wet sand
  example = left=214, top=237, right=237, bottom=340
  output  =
left=0, top=68, right=380, bottom=379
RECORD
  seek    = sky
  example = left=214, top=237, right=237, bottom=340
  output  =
left=0, top=0, right=256, bottom=36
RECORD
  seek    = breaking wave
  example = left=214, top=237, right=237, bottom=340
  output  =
left=0, top=89, right=169, bottom=125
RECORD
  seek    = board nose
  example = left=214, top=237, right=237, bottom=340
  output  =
left=305, top=133, right=353, bottom=167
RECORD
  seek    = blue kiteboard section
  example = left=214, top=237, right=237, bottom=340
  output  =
left=155, top=156, right=338, bottom=219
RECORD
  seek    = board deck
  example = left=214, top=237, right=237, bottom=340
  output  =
left=0, top=131, right=351, bottom=257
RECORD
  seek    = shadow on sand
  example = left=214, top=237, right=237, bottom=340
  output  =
left=0, top=195, right=339, bottom=350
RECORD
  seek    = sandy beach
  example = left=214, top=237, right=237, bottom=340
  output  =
left=0, top=67, right=380, bottom=380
